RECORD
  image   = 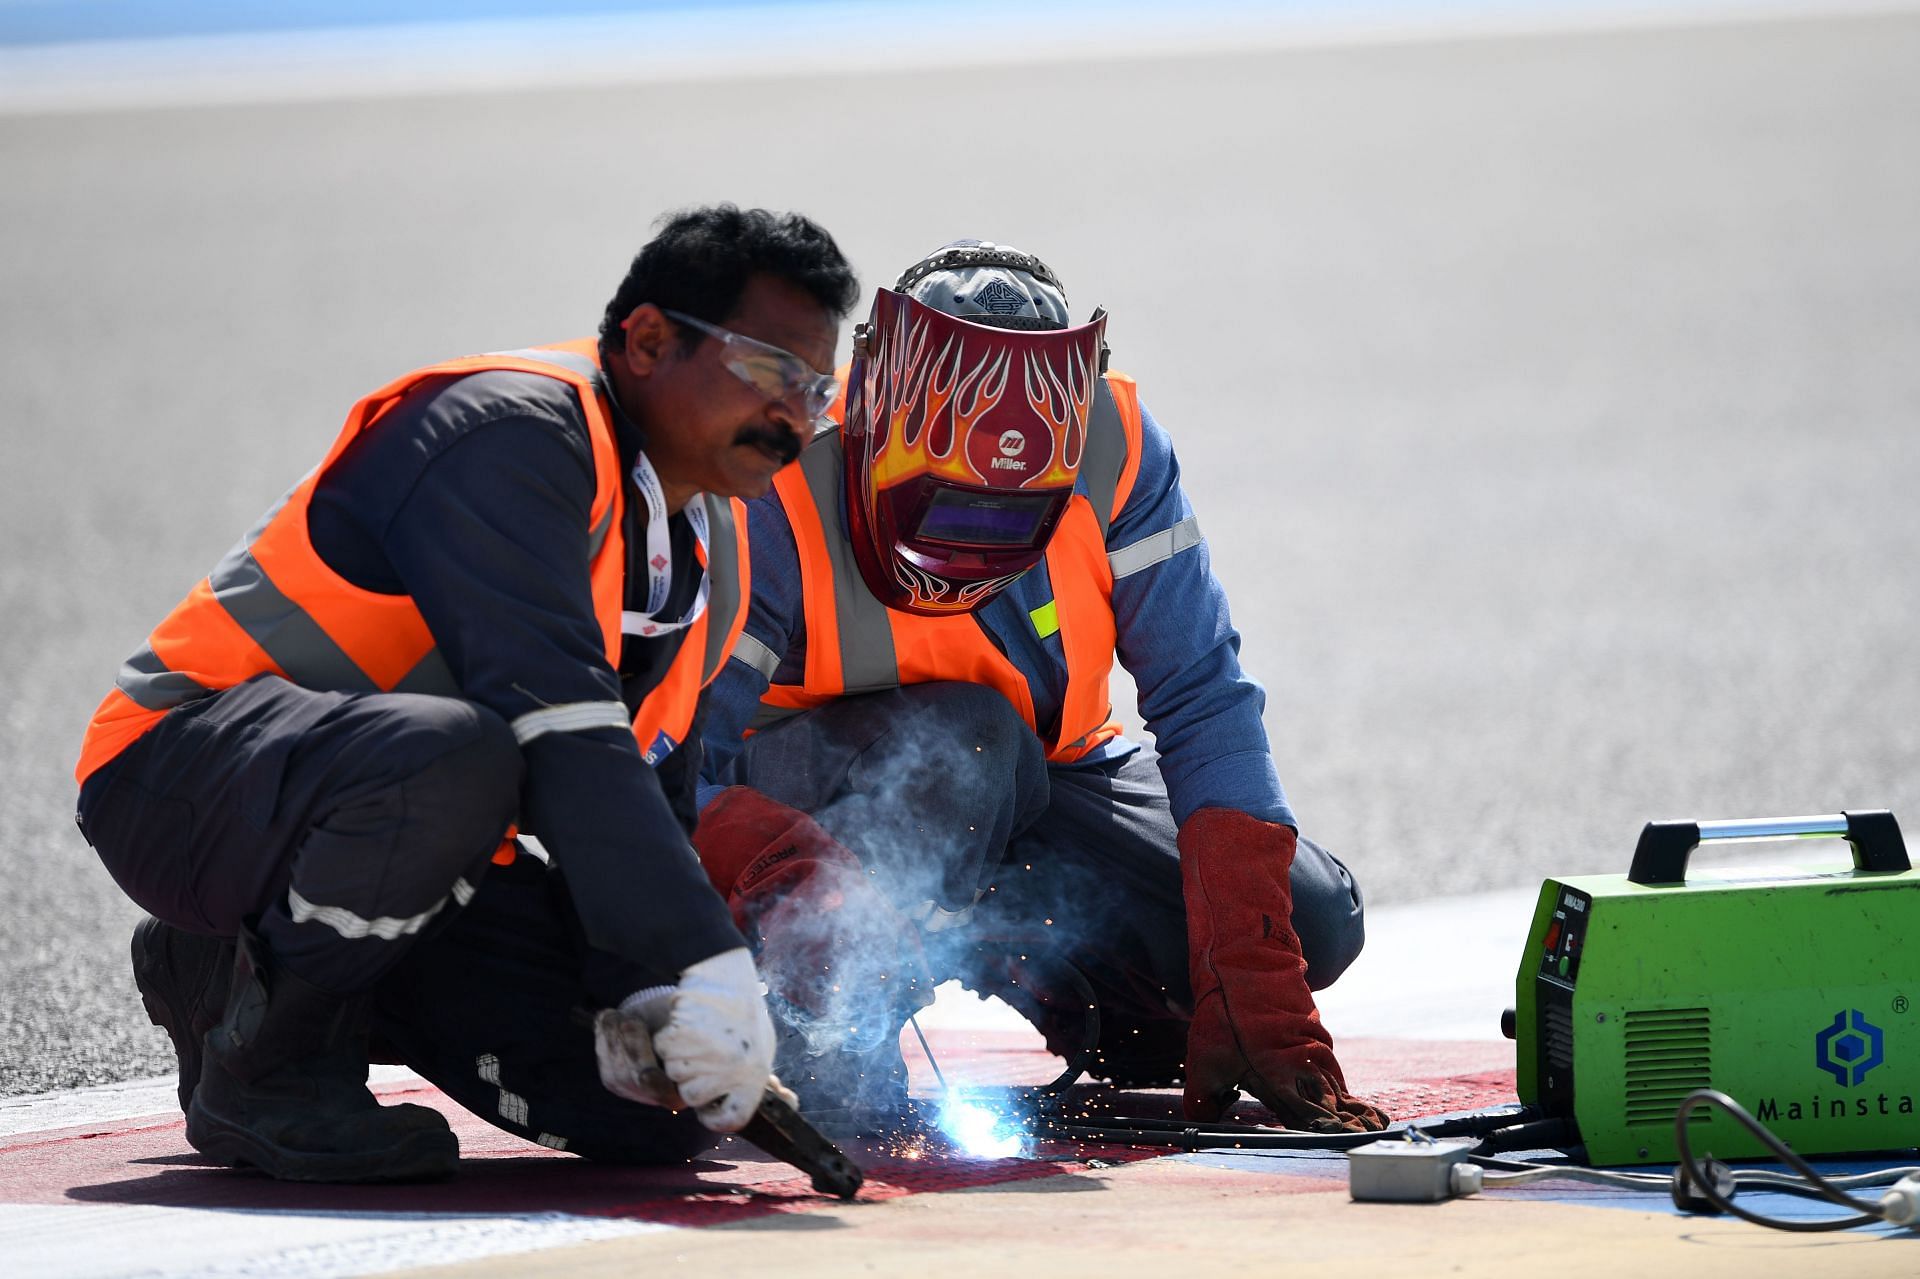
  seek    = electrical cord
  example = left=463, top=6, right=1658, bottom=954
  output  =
left=1039, top=1084, right=1917, bottom=1227
left=1471, top=1165, right=1666, bottom=1190
left=1461, top=1159, right=1916, bottom=1201
left=1468, top=1148, right=1920, bottom=1197
left=1461, top=1100, right=1919, bottom=1225
left=1317, top=1090, right=1920, bottom=1225
left=1738, top=1167, right=1920, bottom=1192
left=1672, top=1088, right=1894, bottom=1232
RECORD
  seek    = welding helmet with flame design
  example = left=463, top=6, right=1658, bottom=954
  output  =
left=842, top=243, right=1108, bottom=616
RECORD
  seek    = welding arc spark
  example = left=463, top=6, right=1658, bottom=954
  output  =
left=909, top=1014, right=1026, bottom=1159
left=938, top=1092, right=1026, bottom=1160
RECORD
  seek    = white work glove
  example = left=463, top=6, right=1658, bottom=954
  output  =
left=651, top=947, right=777, bottom=1132
left=593, top=996, right=681, bottom=1109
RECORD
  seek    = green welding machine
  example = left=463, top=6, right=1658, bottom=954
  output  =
left=1512, top=810, right=1920, bottom=1165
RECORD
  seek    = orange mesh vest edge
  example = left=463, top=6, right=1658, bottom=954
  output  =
left=76, top=341, right=751, bottom=819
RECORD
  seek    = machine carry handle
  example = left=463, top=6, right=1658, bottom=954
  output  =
left=1628, top=809, right=1908, bottom=884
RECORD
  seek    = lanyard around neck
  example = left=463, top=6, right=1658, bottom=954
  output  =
left=621, top=451, right=710, bottom=639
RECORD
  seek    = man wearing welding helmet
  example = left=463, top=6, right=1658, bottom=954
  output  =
left=691, top=241, right=1386, bottom=1136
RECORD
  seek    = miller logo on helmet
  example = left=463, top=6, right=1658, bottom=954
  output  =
left=840, top=288, right=1107, bottom=615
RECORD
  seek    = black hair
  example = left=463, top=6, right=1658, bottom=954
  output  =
left=598, top=205, right=859, bottom=361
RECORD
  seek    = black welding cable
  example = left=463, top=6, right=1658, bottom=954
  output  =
left=1043, top=1121, right=1388, bottom=1151
left=1044, top=1113, right=1334, bottom=1134
left=1673, top=1089, right=1885, bottom=1232
left=1047, top=1108, right=1522, bottom=1137
left=1042, top=1104, right=1544, bottom=1152
left=1472, top=1116, right=1582, bottom=1155
left=1416, top=1105, right=1539, bottom=1138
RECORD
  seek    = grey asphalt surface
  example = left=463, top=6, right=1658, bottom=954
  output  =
left=3, top=10, right=1917, bottom=1097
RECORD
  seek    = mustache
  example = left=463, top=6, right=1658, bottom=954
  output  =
left=735, top=425, right=803, bottom=466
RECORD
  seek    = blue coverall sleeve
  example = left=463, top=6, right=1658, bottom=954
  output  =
left=694, top=490, right=809, bottom=814
left=378, top=409, right=745, bottom=977
left=1108, top=400, right=1296, bottom=829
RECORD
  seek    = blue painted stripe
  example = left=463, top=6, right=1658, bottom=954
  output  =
left=0, top=0, right=855, bottom=46
left=0, top=0, right=1793, bottom=49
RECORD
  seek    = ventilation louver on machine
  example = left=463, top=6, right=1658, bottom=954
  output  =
left=1622, top=1007, right=1712, bottom=1128
left=1512, top=810, right=1919, bottom=1164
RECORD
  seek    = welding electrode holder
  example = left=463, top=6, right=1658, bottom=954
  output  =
left=741, top=1091, right=864, bottom=1200
left=1628, top=809, right=1908, bottom=885
left=577, top=1005, right=864, bottom=1199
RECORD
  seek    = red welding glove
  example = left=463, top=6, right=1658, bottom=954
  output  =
left=1180, top=807, right=1389, bottom=1132
left=694, top=787, right=933, bottom=1027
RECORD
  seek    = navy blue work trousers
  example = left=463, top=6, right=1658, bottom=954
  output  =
left=78, top=675, right=709, bottom=1164
left=78, top=675, right=522, bottom=994
left=370, top=851, right=712, bottom=1164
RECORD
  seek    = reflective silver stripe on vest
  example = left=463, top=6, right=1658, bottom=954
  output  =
left=1109, top=515, right=1202, bottom=580
left=234, top=475, right=309, bottom=561
left=585, top=497, right=616, bottom=560
left=1079, top=379, right=1129, bottom=537
left=510, top=700, right=631, bottom=745
left=117, top=473, right=326, bottom=708
left=699, top=493, right=741, bottom=683
left=208, top=544, right=378, bottom=693
left=391, top=648, right=460, bottom=696
left=732, top=631, right=781, bottom=682
left=498, top=347, right=600, bottom=380
left=796, top=435, right=900, bottom=692
left=115, top=645, right=210, bottom=711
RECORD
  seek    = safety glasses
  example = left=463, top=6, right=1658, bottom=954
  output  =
left=662, top=309, right=839, bottom=421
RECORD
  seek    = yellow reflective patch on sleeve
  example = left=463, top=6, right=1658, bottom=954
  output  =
left=1029, top=599, right=1060, bottom=639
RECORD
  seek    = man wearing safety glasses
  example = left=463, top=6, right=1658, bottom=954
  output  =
left=693, top=241, right=1388, bottom=1138
left=76, top=205, right=857, bottom=1181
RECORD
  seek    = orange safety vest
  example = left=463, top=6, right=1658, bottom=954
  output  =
left=754, top=370, right=1144, bottom=764
left=77, top=341, right=750, bottom=807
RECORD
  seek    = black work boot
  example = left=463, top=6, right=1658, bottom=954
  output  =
left=186, top=927, right=458, bottom=1182
left=131, top=916, right=234, bottom=1114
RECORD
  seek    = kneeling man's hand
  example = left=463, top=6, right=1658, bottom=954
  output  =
left=595, top=947, right=777, bottom=1132
left=1179, top=808, right=1388, bottom=1134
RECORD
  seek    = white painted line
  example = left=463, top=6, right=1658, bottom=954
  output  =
left=0, top=1203, right=675, bottom=1279
left=0, top=1065, right=423, bottom=1140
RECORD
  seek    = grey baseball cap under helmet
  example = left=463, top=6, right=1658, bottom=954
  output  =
left=893, top=239, right=1070, bottom=331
